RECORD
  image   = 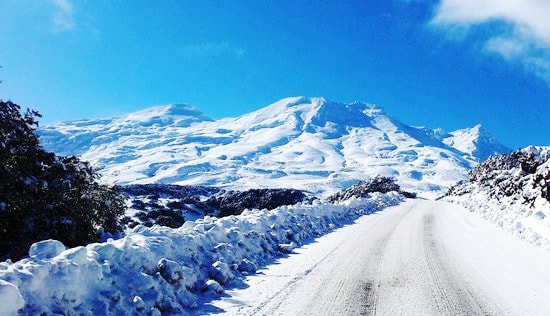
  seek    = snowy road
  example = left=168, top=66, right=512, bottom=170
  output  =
left=201, top=199, right=550, bottom=315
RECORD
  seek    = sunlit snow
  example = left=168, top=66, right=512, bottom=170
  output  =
left=38, top=97, right=509, bottom=199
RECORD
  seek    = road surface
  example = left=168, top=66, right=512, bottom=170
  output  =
left=201, top=199, right=550, bottom=315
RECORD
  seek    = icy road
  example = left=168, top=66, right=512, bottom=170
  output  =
left=202, top=199, right=550, bottom=315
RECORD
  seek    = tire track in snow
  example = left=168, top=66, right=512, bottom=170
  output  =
left=423, top=211, right=456, bottom=314
left=246, top=246, right=336, bottom=315
left=365, top=203, right=416, bottom=315
left=208, top=200, right=550, bottom=315
left=423, top=208, right=497, bottom=315
left=246, top=212, right=389, bottom=315
left=249, top=203, right=413, bottom=316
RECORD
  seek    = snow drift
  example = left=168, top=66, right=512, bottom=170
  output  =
left=0, top=193, right=402, bottom=315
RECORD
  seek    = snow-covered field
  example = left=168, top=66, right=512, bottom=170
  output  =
left=0, top=193, right=402, bottom=315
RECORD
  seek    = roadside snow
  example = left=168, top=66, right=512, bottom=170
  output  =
left=443, top=146, right=550, bottom=249
left=204, top=200, right=550, bottom=315
left=0, top=280, right=24, bottom=316
left=0, top=192, right=402, bottom=315
left=443, top=191, right=550, bottom=249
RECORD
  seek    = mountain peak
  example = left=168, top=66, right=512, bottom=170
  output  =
left=308, top=99, right=376, bottom=129
left=124, top=103, right=210, bottom=120
left=442, top=124, right=510, bottom=161
left=120, top=103, right=212, bottom=127
left=260, top=96, right=382, bottom=116
left=283, top=96, right=327, bottom=107
left=247, top=97, right=382, bottom=136
left=467, top=124, right=484, bottom=135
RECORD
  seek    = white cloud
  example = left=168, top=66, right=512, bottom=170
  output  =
left=182, top=42, right=246, bottom=59
left=431, top=0, right=550, bottom=82
left=51, top=0, right=75, bottom=32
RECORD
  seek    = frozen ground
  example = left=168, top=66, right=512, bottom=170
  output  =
left=203, top=199, right=550, bottom=315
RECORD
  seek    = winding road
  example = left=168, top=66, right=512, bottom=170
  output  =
left=203, top=199, right=550, bottom=315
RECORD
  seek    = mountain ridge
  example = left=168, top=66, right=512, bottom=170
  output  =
left=441, top=124, right=510, bottom=161
left=37, top=97, right=511, bottom=198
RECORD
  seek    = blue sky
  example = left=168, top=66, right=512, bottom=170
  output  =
left=0, top=0, right=549, bottom=149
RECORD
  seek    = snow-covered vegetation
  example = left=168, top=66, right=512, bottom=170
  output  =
left=328, top=175, right=416, bottom=202
left=0, top=101, right=125, bottom=261
left=119, top=184, right=307, bottom=228
left=0, top=192, right=403, bottom=315
left=442, top=146, right=550, bottom=248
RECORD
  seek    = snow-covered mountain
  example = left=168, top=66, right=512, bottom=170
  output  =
left=37, top=97, right=510, bottom=197
left=441, top=124, right=510, bottom=161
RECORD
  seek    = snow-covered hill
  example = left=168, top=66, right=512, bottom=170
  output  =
left=442, top=146, right=550, bottom=248
left=37, top=97, right=510, bottom=198
left=441, top=124, right=510, bottom=161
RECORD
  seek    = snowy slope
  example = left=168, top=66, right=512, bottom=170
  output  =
left=441, top=124, right=510, bottom=161
left=38, top=97, right=510, bottom=198
left=442, top=146, right=550, bottom=248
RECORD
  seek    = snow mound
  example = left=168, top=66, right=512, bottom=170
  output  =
left=0, top=193, right=402, bottom=314
left=442, top=146, right=550, bottom=248
left=0, top=280, right=25, bottom=316
left=28, top=240, right=66, bottom=260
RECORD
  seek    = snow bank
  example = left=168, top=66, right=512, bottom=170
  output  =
left=444, top=191, right=550, bottom=249
left=0, top=280, right=25, bottom=316
left=443, top=146, right=550, bottom=249
left=0, top=192, right=402, bottom=314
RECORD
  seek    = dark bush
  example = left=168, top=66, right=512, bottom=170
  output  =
left=328, top=176, right=405, bottom=202
left=166, top=199, right=186, bottom=209
left=120, top=184, right=219, bottom=199
left=120, top=185, right=306, bottom=226
left=443, top=149, right=550, bottom=205
left=401, top=191, right=417, bottom=199
left=0, top=101, right=125, bottom=260
left=131, top=199, right=147, bottom=210
left=207, top=188, right=307, bottom=217
left=135, top=207, right=185, bottom=228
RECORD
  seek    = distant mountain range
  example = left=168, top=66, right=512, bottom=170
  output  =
left=37, top=97, right=510, bottom=197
